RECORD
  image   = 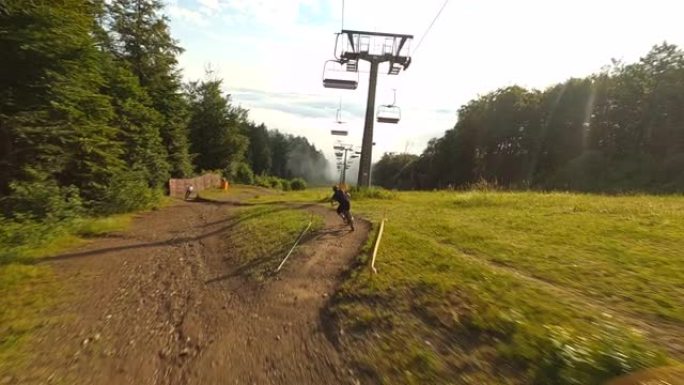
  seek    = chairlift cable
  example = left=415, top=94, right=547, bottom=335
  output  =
left=413, top=0, right=450, bottom=55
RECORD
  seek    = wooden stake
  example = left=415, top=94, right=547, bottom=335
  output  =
left=370, top=218, right=386, bottom=274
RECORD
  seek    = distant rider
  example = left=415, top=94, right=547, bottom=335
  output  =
left=185, top=185, right=194, bottom=200
left=330, top=185, right=354, bottom=230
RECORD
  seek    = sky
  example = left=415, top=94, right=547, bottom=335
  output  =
left=164, top=0, right=684, bottom=171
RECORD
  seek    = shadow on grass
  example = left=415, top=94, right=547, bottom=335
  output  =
left=38, top=204, right=292, bottom=264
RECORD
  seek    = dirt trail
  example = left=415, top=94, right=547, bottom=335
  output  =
left=12, top=199, right=369, bottom=385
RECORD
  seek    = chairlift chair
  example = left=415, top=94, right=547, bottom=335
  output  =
left=335, top=102, right=346, bottom=124
left=335, top=151, right=343, bottom=157
left=377, top=89, right=401, bottom=124
left=322, top=60, right=358, bottom=90
left=377, top=105, right=401, bottom=124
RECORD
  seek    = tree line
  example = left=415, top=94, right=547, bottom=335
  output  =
left=373, top=43, right=684, bottom=193
left=0, top=0, right=327, bottom=224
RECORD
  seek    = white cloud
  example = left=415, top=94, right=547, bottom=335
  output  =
left=166, top=0, right=684, bottom=160
left=197, top=0, right=221, bottom=10
left=166, top=4, right=208, bottom=26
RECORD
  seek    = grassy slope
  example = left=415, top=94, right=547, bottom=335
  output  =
left=199, top=186, right=326, bottom=277
left=222, top=204, right=324, bottom=279
left=252, top=189, right=683, bottom=385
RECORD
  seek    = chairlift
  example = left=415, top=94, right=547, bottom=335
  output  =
left=350, top=155, right=359, bottom=159
left=335, top=151, right=343, bottom=157
left=377, top=89, right=401, bottom=124
left=322, top=60, right=358, bottom=90
left=331, top=130, right=348, bottom=136
left=333, top=145, right=345, bottom=151
left=335, top=100, right=346, bottom=124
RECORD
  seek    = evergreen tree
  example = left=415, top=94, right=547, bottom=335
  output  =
left=268, top=130, right=291, bottom=178
left=93, top=0, right=170, bottom=189
left=246, top=123, right=272, bottom=175
left=101, top=56, right=170, bottom=188
left=0, top=0, right=124, bottom=214
left=106, top=0, right=192, bottom=177
left=186, top=78, right=249, bottom=174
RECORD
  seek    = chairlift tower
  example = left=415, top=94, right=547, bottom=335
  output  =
left=323, top=30, right=413, bottom=187
left=333, top=142, right=360, bottom=185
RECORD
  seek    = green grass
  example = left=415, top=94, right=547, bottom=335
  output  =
left=198, top=183, right=314, bottom=203
left=222, top=204, right=325, bottom=279
left=0, top=204, right=166, bottom=375
left=0, top=264, right=55, bottom=372
left=247, top=187, right=329, bottom=204
left=266, top=188, right=683, bottom=385
left=198, top=185, right=277, bottom=201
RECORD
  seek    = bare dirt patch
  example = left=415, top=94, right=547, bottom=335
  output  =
left=7, top=200, right=369, bottom=385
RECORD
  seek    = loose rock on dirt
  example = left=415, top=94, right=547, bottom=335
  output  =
left=14, top=199, right=369, bottom=385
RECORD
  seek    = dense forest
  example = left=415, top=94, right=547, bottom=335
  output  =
left=0, top=0, right=328, bottom=225
left=374, top=43, right=684, bottom=193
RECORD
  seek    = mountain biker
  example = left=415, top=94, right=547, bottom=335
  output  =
left=331, top=185, right=354, bottom=230
left=185, top=185, right=194, bottom=200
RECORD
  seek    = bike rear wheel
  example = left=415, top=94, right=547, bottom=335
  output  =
left=345, top=211, right=355, bottom=230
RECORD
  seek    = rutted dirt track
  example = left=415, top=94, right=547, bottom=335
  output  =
left=16, top=199, right=369, bottom=385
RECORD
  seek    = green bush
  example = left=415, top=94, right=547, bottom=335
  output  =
left=2, top=177, right=83, bottom=221
left=0, top=178, right=86, bottom=264
left=0, top=217, right=62, bottom=265
left=232, top=162, right=255, bottom=185
left=253, top=175, right=301, bottom=191
left=254, top=175, right=269, bottom=188
left=267, top=176, right=283, bottom=190
left=290, top=178, right=307, bottom=191
left=96, top=171, right=162, bottom=215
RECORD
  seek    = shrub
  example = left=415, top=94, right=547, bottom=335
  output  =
left=290, top=178, right=307, bottom=191
left=254, top=175, right=270, bottom=188
left=2, top=177, right=83, bottom=221
left=253, top=175, right=299, bottom=191
left=267, top=176, right=283, bottom=190
left=0, top=216, right=65, bottom=265
left=233, top=163, right=255, bottom=185
left=97, top=171, right=161, bottom=215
